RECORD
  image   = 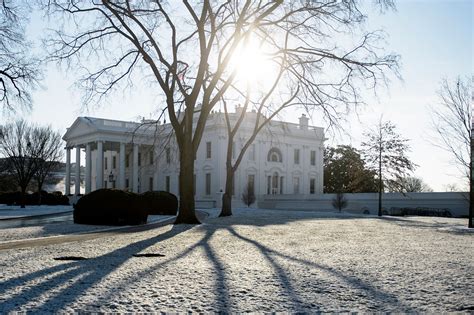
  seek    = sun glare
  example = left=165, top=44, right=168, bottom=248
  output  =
left=230, top=37, right=275, bottom=90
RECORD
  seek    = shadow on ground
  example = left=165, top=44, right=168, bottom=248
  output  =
left=0, top=209, right=436, bottom=312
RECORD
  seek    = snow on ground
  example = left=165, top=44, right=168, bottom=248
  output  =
left=0, top=208, right=472, bottom=313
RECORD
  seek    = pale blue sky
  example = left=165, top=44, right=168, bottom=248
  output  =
left=4, top=0, right=472, bottom=191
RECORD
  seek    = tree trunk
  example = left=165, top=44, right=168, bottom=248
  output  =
left=20, top=186, right=27, bottom=208
left=37, top=180, right=43, bottom=206
left=378, top=141, right=382, bottom=217
left=174, top=140, right=200, bottom=225
left=469, top=135, right=473, bottom=228
left=220, top=166, right=234, bottom=217
left=219, top=131, right=235, bottom=217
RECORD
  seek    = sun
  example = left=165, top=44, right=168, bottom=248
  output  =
left=230, top=36, right=275, bottom=89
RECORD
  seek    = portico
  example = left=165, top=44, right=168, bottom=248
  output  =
left=62, top=117, right=161, bottom=195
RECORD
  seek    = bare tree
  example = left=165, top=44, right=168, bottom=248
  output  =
left=430, top=76, right=472, bottom=227
left=361, top=119, right=417, bottom=216
left=241, top=183, right=255, bottom=208
left=0, top=0, right=41, bottom=113
left=431, top=77, right=472, bottom=183
left=31, top=126, right=64, bottom=204
left=0, top=120, right=38, bottom=207
left=42, top=1, right=399, bottom=223
left=212, top=1, right=399, bottom=217
left=387, top=176, right=433, bottom=193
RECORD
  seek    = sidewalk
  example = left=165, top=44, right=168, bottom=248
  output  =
left=0, top=205, right=73, bottom=219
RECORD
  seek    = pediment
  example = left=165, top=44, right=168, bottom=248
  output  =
left=63, top=117, right=99, bottom=141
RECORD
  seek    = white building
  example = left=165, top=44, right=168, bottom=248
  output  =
left=62, top=110, right=325, bottom=206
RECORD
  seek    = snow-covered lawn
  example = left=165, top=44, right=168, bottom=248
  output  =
left=0, top=208, right=472, bottom=312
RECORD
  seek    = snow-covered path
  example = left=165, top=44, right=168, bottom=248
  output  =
left=0, top=209, right=472, bottom=312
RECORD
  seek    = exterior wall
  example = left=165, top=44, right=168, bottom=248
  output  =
left=186, top=113, right=324, bottom=207
left=63, top=113, right=325, bottom=207
left=258, top=192, right=470, bottom=217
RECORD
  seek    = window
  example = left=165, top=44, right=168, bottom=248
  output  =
left=267, top=176, right=271, bottom=194
left=166, top=148, right=171, bottom=164
left=280, top=176, right=284, bottom=194
left=125, top=154, right=129, bottom=168
left=271, top=172, right=279, bottom=194
left=267, top=148, right=282, bottom=162
left=248, top=175, right=255, bottom=195
left=294, top=149, right=300, bottom=165
left=206, top=142, right=212, bottom=159
left=149, top=177, right=153, bottom=191
left=165, top=176, right=170, bottom=192
left=293, top=177, right=300, bottom=194
left=104, top=181, right=107, bottom=188
left=149, top=151, right=154, bottom=165
left=104, top=157, right=108, bottom=170
left=310, top=150, right=316, bottom=166
left=205, top=173, right=212, bottom=195
left=310, top=178, right=316, bottom=194
left=112, top=156, right=116, bottom=169
left=248, top=144, right=255, bottom=161
left=125, top=178, right=129, bottom=188
left=112, top=181, right=116, bottom=189
left=138, top=152, right=141, bottom=166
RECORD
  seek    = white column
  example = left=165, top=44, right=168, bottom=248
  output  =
left=65, top=148, right=71, bottom=195
left=119, top=142, right=126, bottom=189
left=132, top=144, right=139, bottom=193
left=152, top=145, right=159, bottom=190
left=85, top=143, right=91, bottom=194
left=96, top=141, right=104, bottom=189
left=75, top=146, right=81, bottom=195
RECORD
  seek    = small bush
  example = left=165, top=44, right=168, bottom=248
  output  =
left=141, top=191, right=178, bottom=215
left=332, top=193, right=348, bottom=212
left=0, top=190, right=69, bottom=206
left=241, top=185, right=256, bottom=207
left=74, top=189, right=148, bottom=225
left=390, top=207, right=452, bottom=217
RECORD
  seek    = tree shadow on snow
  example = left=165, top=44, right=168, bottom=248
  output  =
left=77, top=220, right=416, bottom=312
left=378, top=216, right=473, bottom=235
left=1, top=211, right=419, bottom=312
left=0, top=224, right=194, bottom=313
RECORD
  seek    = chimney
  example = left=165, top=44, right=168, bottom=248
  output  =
left=299, top=114, right=309, bottom=130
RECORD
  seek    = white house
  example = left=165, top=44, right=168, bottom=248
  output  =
left=62, top=109, right=325, bottom=206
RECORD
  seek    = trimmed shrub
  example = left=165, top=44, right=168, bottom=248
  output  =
left=0, top=191, right=21, bottom=205
left=391, top=207, right=453, bottom=217
left=141, top=191, right=178, bottom=215
left=30, top=190, right=70, bottom=205
left=0, top=190, right=69, bottom=206
left=73, top=189, right=148, bottom=225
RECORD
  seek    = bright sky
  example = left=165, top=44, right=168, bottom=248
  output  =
left=4, top=0, right=472, bottom=192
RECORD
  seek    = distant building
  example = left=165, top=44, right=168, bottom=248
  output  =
left=62, top=110, right=325, bottom=206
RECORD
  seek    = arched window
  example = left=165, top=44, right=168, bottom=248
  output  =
left=267, top=147, right=282, bottom=162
